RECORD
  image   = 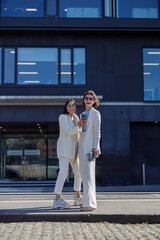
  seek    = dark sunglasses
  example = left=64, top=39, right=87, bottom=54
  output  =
left=84, top=97, right=94, bottom=101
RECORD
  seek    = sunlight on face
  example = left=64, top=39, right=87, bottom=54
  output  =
left=67, top=101, right=76, bottom=115
left=84, top=94, right=95, bottom=109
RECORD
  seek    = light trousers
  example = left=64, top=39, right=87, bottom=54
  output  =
left=79, top=133, right=97, bottom=209
left=54, top=157, right=81, bottom=195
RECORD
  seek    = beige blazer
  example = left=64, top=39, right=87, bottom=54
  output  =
left=57, top=114, right=80, bottom=159
left=79, top=107, right=101, bottom=155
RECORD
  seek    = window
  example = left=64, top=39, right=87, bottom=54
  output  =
left=105, top=0, right=113, bottom=17
left=1, top=0, right=44, bottom=17
left=60, top=0, right=102, bottom=18
left=1, top=0, right=159, bottom=19
left=18, top=48, right=58, bottom=85
left=47, top=0, right=56, bottom=16
left=59, top=48, right=86, bottom=85
left=116, top=0, right=158, bottom=18
left=0, top=47, right=86, bottom=86
left=73, top=48, right=86, bottom=85
left=143, top=48, right=160, bottom=101
left=4, top=48, right=15, bottom=84
left=60, top=49, right=72, bottom=84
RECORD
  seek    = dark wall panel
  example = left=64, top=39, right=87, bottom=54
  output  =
left=130, top=122, right=160, bottom=185
left=0, top=106, right=62, bottom=122
left=101, top=105, right=131, bottom=185
left=0, top=105, right=86, bottom=122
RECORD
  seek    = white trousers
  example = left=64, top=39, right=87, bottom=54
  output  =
left=54, top=157, right=81, bottom=195
left=79, top=133, right=97, bottom=209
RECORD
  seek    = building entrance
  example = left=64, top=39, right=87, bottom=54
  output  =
left=1, top=136, right=46, bottom=180
left=0, top=122, right=59, bottom=181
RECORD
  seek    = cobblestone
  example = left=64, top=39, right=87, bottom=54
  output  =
left=0, top=222, right=160, bottom=240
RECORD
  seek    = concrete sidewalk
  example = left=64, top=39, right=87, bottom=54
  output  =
left=0, top=190, right=160, bottom=224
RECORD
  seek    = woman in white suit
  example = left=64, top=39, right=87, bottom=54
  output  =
left=53, top=99, right=87, bottom=209
left=79, top=90, right=101, bottom=211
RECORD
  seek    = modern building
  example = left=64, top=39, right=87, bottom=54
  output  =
left=0, top=0, right=160, bottom=186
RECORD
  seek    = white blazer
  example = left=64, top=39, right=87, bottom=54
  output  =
left=79, top=107, right=101, bottom=155
left=57, top=114, right=80, bottom=159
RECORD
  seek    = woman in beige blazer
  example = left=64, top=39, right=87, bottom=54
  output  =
left=79, top=90, right=101, bottom=211
left=53, top=99, right=87, bottom=210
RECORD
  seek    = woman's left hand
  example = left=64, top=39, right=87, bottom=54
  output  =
left=93, top=149, right=99, bottom=158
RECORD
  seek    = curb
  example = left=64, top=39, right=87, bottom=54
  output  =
left=1, top=214, right=160, bottom=224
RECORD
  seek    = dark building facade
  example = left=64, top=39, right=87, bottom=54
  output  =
left=0, top=0, right=160, bottom=186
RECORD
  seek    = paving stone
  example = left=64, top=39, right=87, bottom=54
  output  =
left=0, top=222, right=160, bottom=240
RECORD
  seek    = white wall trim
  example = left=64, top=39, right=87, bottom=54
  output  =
left=100, top=102, right=160, bottom=106
left=0, top=95, right=103, bottom=106
left=0, top=96, right=158, bottom=106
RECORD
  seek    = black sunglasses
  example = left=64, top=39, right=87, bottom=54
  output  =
left=84, top=97, right=94, bottom=101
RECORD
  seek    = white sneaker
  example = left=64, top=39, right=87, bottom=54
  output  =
left=80, top=206, right=96, bottom=211
left=74, top=196, right=83, bottom=206
left=53, top=198, right=70, bottom=209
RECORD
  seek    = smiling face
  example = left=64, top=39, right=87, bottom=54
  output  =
left=84, top=94, right=95, bottom=111
left=66, top=100, right=76, bottom=115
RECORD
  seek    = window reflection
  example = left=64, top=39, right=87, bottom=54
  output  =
left=47, top=0, right=56, bottom=16
left=2, top=47, right=85, bottom=86
left=48, top=135, right=59, bottom=179
left=1, top=0, right=44, bottom=17
left=4, top=48, right=15, bottom=84
left=116, top=0, right=158, bottom=18
left=105, top=0, right=113, bottom=17
left=74, top=48, right=86, bottom=85
left=60, top=49, right=72, bottom=84
left=60, top=0, right=101, bottom=18
left=3, top=137, right=46, bottom=180
left=143, top=48, right=160, bottom=101
left=18, top=48, right=58, bottom=85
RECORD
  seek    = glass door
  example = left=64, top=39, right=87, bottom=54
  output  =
left=1, top=135, right=46, bottom=180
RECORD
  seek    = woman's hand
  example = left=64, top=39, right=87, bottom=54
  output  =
left=78, top=119, right=88, bottom=128
left=93, top=149, right=99, bottom=158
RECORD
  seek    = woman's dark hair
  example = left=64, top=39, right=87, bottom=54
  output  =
left=82, top=90, right=99, bottom=108
left=62, top=99, right=77, bottom=114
